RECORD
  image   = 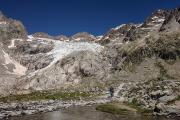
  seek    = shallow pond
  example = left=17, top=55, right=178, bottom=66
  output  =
left=9, top=105, right=179, bottom=120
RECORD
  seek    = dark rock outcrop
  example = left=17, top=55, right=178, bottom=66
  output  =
left=160, top=7, right=180, bottom=31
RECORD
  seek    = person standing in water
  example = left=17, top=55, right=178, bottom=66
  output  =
left=109, top=86, right=114, bottom=98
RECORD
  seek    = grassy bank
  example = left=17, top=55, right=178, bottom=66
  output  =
left=0, top=91, right=95, bottom=103
left=96, top=102, right=137, bottom=114
left=96, top=101, right=153, bottom=115
left=96, top=104, right=128, bottom=114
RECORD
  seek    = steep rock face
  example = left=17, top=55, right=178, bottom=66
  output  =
left=103, top=10, right=168, bottom=70
left=16, top=51, right=109, bottom=93
left=104, top=31, right=180, bottom=81
left=0, top=43, right=27, bottom=95
left=70, top=32, right=96, bottom=42
left=142, top=9, right=166, bottom=27
left=99, top=24, right=135, bottom=45
left=123, top=10, right=166, bottom=43
left=0, top=11, right=27, bottom=46
left=0, top=12, right=28, bottom=95
left=160, top=7, right=180, bottom=32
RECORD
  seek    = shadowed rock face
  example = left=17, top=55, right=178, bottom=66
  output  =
left=99, top=24, right=134, bottom=45
left=160, top=7, right=180, bottom=31
left=14, top=42, right=55, bottom=73
left=0, top=12, right=27, bottom=46
left=142, top=9, right=166, bottom=27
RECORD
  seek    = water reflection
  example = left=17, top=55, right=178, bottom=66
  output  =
left=9, top=105, right=179, bottom=120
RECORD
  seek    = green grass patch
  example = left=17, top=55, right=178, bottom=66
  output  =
left=0, top=91, right=94, bottom=103
left=123, top=100, right=153, bottom=115
left=96, top=103, right=129, bottom=114
left=177, top=96, right=180, bottom=100
left=97, top=101, right=153, bottom=115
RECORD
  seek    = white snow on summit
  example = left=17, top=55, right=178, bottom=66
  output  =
left=113, top=24, right=126, bottom=30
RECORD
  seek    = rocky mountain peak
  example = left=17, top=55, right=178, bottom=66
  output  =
left=32, top=32, right=54, bottom=39
left=70, top=32, right=96, bottom=41
left=0, top=13, right=27, bottom=46
left=99, top=23, right=135, bottom=44
left=55, top=35, right=69, bottom=41
left=0, top=11, right=7, bottom=22
left=142, top=9, right=166, bottom=27
left=160, top=7, right=180, bottom=31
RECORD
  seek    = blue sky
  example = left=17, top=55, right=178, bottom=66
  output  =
left=0, top=0, right=179, bottom=36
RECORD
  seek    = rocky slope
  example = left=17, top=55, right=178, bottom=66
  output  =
left=70, top=32, right=96, bottom=42
left=0, top=11, right=28, bottom=95
left=0, top=7, right=179, bottom=117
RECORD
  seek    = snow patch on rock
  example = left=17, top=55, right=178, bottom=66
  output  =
left=2, top=50, right=27, bottom=75
left=27, top=35, right=34, bottom=39
left=0, top=21, right=7, bottom=25
left=113, top=24, right=126, bottom=30
left=8, top=39, right=23, bottom=48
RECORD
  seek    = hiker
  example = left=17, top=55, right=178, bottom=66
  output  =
left=109, top=86, right=114, bottom=98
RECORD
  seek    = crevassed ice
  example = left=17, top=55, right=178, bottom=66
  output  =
left=47, top=41, right=104, bottom=66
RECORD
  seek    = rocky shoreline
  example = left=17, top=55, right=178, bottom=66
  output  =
left=1, top=92, right=180, bottom=119
left=119, top=81, right=180, bottom=118
left=0, top=97, right=113, bottom=119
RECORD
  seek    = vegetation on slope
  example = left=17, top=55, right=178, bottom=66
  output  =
left=96, top=101, right=153, bottom=115
left=0, top=91, right=94, bottom=103
left=121, top=32, right=180, bottom=71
